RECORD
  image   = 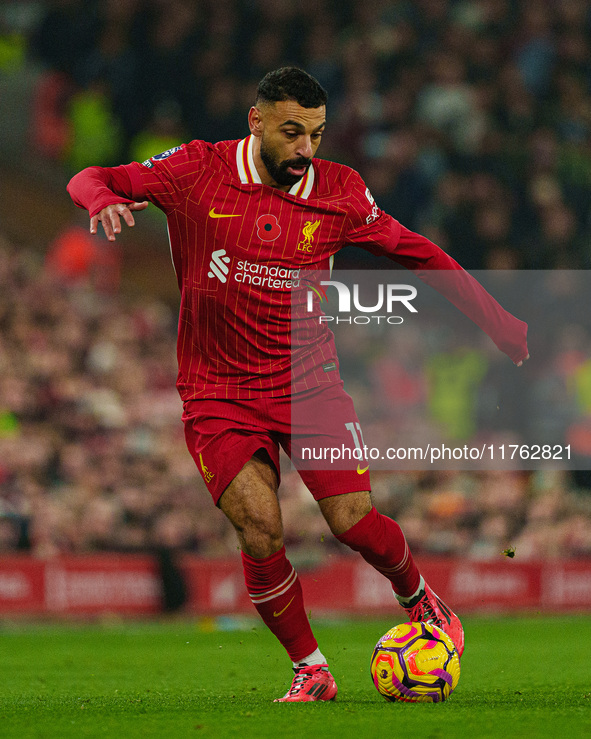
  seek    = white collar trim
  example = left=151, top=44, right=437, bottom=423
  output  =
left=236, top=135, right=314, bottom=199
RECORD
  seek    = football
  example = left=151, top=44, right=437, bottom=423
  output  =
left=370, top=621, right=460, bottom=702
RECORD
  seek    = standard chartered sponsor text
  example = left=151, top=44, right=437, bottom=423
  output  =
left=235, top=260, right=300, bottom=289
left=301, top=443, right=572, bottom=465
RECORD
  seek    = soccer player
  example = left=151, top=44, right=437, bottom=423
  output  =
left=68, top=67, right=528, bottom=702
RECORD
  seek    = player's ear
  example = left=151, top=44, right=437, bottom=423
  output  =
left=248, top=106, right=264, bottom=137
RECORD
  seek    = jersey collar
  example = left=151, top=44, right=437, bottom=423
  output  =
left=236, top=135, right=315, bottom=200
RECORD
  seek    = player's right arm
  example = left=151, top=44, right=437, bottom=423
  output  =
left=67, top=144, right=198, bottom=240
left=90, top=202, right=149, bottom=242
left=67, top=164, right=148, bottom=241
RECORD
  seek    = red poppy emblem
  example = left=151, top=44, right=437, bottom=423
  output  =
left=257, top=214, right=281, bottom=241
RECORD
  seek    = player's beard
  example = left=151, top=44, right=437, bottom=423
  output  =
left=260, top=137, right=311, bottom=187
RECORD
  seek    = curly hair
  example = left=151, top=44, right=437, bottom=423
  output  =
left=256, top=67, right=328, bottom=108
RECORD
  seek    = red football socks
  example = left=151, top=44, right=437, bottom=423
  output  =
left=242, top=546, right=318, bottom=662
left=336, top=506, right=421, bottom=598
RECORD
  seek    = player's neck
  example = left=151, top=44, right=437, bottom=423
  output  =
left=251, top=138, right=292, bottom=192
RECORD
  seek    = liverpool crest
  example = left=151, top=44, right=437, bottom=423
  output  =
left=297, top=220, right=320, bottom=252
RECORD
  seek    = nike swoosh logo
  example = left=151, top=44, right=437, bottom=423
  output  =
left=273, top=596, right=295, bottom=618
left=209, top=208, right=241, bottom=219
left=357, top=464, right=369, bottom=474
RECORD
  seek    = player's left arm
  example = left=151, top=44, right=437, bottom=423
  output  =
left=384, top=226, right=529, bottom=366
left=344, top=173, right=529, bottom=366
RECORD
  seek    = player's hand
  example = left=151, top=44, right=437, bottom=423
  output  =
left=90, top=201, right=149, bottom=241
left=515, top=353, right=530, bottom=367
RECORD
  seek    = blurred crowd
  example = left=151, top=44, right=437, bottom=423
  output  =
left=1, top=237, right=591, bottom=561
left=0, top=237, right=221, bottom=558
left=1, top=0, right=591, bottom=560
left=8, top=0, right=591, bottom=270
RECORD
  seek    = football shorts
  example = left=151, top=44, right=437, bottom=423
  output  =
left=182, top=382, right=371, bottom=504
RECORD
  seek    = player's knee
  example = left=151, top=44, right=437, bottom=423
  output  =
left=233, top=513, right=283, bottom=558
left=239, top=528, right=283, bottom=558
left=320, top=491, right=372, bottom=537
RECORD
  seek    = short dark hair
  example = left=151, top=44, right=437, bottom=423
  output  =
left=256, top=67, right=327, bottom=109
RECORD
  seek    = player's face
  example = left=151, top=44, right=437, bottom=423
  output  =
left=252, top=100, right=326, bottom=188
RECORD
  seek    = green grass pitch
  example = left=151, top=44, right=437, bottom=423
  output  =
left=1, top=615, right=590, bottom=738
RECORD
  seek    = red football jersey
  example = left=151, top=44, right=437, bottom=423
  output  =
left=67, top=135, right=528, bottom=400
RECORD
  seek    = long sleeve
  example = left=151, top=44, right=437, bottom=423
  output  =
left=67, top=143, right=204, bottom=216
left=378, top=225, right=529, bottom=364
left=343, top=169, right=528, bottom=366
left=67, top=165, right=138, bottom=217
